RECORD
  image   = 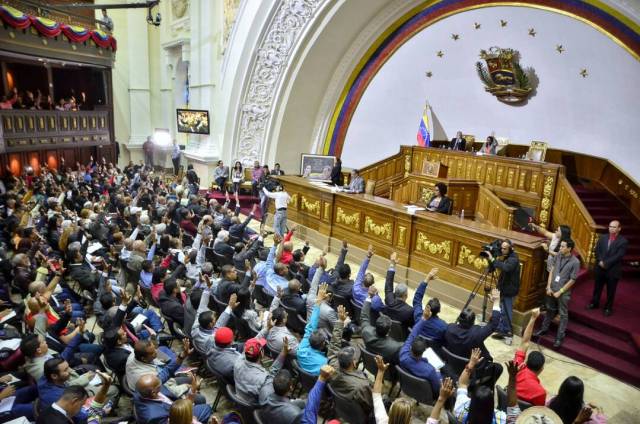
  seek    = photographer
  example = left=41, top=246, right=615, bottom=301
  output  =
left=484, top=239, right=520, bottom=344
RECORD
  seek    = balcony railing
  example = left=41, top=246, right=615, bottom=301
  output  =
left=0, top=109, right=111, bottom=153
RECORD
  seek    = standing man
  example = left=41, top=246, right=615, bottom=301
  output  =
left=486, top=240, right=520, bottom=345
left=449, top=131, right=466, bottom=151
left=171, top=140, right=181, bottom=176
left=588, top=220, right=628, bottom=316
left=263, top=184, right=291, bottom=237
left=535, top=240, right=580, bottom=348
left=214, top=160, right=229, bottom=192
left=251, top=160, right=264, bottom=197
left=142, top=136, right=154, bottom=170
left=99, top=8, right=114, bottom=32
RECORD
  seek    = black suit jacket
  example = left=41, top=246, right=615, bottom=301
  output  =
left=361, top=301, right=403, bottom=364
left=281, top=288, right=307, bottom=317
left=383, top=269, right=415, bottom=331
left=105, top=345, right=131, bottom=375
left=449, top=137, right=466, bottom=151
left=157, top=290, right=185, bottom=327
left=36, top=406, right=70, bottom=424
left=444, top=309, right=500, bottom=361
left=427, top=195, right=452, bottom=214
left=594, top=234, right=628, bottom=279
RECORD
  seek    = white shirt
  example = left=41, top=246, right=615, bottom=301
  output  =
left=262, top=188, right=291, bottom=209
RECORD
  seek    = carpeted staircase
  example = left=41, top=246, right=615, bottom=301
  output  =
left=537, top=183, right=640, bottom=387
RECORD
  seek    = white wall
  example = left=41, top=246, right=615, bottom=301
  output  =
left=341, top=6, right=640, bottom=179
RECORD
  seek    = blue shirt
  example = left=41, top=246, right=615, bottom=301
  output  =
left=296, top=305, right=327, bottom=376
left=302, top=380, right=326, bottom=424
left=38, top=377, right=88, bottom=422
left=399, top=319, right=442, bottom=393
left=265, top=246, right=288, bottom=296
left=412, top=281, right=448, bottom=341
left=351, top=256, right=384, bottom=310
left=308, top=266, right=334, bottom=285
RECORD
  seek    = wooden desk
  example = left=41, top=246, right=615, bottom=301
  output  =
left=277, top=176, right=546, bottom=313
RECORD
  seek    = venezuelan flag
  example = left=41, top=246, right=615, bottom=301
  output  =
left=416, top=102, right=431, bottom=147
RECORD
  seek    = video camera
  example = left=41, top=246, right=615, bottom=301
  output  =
left=479, top=239, right=503, bottom=259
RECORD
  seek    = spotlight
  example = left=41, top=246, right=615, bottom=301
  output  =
left=152, top=128, right=171, bottom=146
left=147, top=8, right=161, bottom=26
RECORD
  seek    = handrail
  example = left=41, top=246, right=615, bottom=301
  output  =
left=552, top=175, right=604, bottom=264
left=476, top=186, right=517, bottom=230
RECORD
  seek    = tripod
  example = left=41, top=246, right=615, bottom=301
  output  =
left=461, top=266, right=497, bottom=323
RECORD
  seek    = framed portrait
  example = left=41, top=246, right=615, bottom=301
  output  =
left=300, top=154, right=336, bottom=181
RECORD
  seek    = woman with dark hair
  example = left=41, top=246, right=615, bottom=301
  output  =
left=426, top=183, right=452, bottom=214
left=482, top=136, right=498, bottom=155
left=231, top=161, right=243, bottom=194
left=233, top=286, right=262, bottom=334
left=531, top=223, right=573, bottom=272
left=548, top=376, right=606, bottom=424
left=46, top=215, right=62, bottom=252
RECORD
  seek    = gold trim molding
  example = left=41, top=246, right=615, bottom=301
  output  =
left=458, top=244, right=489, bottom=270
left=398, top=226, right=407, bottom=247
left=415, top=232, right=451, bottom=260
left=335, top=207, right=360, bottom=229
left=364, top=216, right=392, bottom=241
left=539, top=175, right=554, bottom=228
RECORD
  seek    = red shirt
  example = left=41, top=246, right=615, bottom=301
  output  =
left=514, top=349, right=546, bottom=406
left=279, top=230, right=294, bottom=265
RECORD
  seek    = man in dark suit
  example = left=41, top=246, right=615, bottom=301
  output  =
left=382, top=252, right=414, bottom=334
left=134, top=374, right=211, bottom=424
left=588, top=220, right=628, bottom=316
left=449, top=131, right=466, bottom=151
left=361, top=287, right=403, bottom=364
left=157, top=279, right=185, bottom=327
left=36, top=385, right=89, bottom=424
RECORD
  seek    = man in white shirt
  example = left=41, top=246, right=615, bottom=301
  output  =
left=262, top=185, right=291, bottom=236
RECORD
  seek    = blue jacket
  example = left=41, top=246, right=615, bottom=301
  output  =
left=296, top=305, right=327, bottom=376
left=132, top=387, right=177, bottom=424
left=399, top=319, right=442, bottom=393
left=412, top=281, right=448, bottom=341
left=351, top=256, right=384, bottom=310
left=38, top=377, right=88, bottom=423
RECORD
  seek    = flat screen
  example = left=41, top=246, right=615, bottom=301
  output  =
left=176, top=109, right=210, bottom=135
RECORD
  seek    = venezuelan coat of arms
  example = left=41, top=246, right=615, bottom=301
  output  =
left=476, top=47, right=534, bottom=104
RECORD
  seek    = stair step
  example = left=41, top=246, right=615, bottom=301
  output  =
left=565, top=321, right=638, bottom=362
left=537, top=335, right=640, bottom=387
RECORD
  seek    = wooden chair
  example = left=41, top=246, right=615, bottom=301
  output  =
left=365, top=179, right=377, bottom=195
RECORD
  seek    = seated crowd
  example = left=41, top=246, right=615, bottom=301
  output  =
left=0, top=86, right=90, bottom=111
left=0, top=158, right=607, bottom=424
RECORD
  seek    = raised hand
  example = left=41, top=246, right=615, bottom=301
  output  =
left=574, top=406, right=593, bottom=424
left=367, top=244, right=374, bottom=258
left=121, top=290, right=131, bottom=305
left=337, top=304, right=348, bottom=322
left=282, top=336, right=290, bottom=356
left=390, top=251, right=398, bottom=264
left=427, top=267, right=439, bottom=281
left=468, top=347, right=483, bottom=369
left=342, top=240, right=348, bottom=249
left=182, top=338, right=193, bottom=356
left=228, top=293, right=239, bottom=309
left=374, top=355, right=389, bottom=373
left=505, top=360, right=518, bottom=380
left=438, top=377, right=455, bottom=400
left=276, top=285, right=283, bottom=299
left=531, top=307, right=541, bottom=320
left=96, top=370, right=113, bottom=386
left=490, top=288, right=500, bottom=302
left=64, top=299, right=72, bottom=314
left=319, top=365, right=336, bottom=382
left=316, top=283, right=329, bottom=304
left=422, top=304, right=432, bottom=320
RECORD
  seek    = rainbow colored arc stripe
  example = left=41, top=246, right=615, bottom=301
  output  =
left=323, top=0, right=640, bottom=157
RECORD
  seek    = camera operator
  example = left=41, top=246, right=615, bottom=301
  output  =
left=484, top=239, right=520, bottom=344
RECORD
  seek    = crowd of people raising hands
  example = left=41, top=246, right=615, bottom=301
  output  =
left=0, top=86, right=91, bottom=111
left=0, top=156, right=610, bottom=424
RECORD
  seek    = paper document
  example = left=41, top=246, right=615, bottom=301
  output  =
left=422, top=348, right=445, bottom=370
left=130, top=314, right=148, bottom=330
left=87, top=243, right=103, bottom=254
left=0, top=339, right=20, bottom=350
left=0, top=310, right=16, bottom=324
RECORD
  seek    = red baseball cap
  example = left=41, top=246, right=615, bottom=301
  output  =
left=214, top=327, right=233, bottom=345
left=244, top=338, right=267, bottom=358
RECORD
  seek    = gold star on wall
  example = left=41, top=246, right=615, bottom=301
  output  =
left=436, top=50, right=444, bottom=58
left=425, top=71, right=433, bottom=78
left=580, top=69, right=588, bottom=78
left=474, top=22, right=481, bottom=29
left=451, top=34, right=460, bottom=41
left=500, top=19, right=508, bottom=27
left=556, top=44, right=565, bottom=53
left=528, top=28, right=536, bottom=37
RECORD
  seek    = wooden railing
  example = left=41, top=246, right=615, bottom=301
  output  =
left=476, top=186, right=517, bottom=230
left=357, top=146, right=408, bottom=197
left=552, top=175, right=604, bottom=263
left=0, top=109, right=112, bottom=153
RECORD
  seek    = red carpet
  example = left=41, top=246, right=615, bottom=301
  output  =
left=538, top=184, right=640, bottom=387
left=202, top=190, right=263, bottom=221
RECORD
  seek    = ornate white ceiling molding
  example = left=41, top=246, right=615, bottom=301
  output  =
left=235, top=0, right=325, bottom=166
